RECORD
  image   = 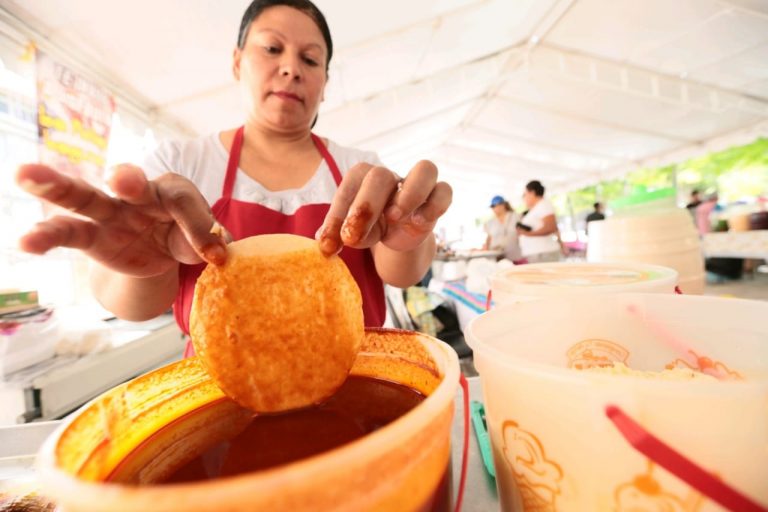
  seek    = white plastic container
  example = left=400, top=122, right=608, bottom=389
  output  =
left=0, top=311, right=59, bottom=378
left=490, top=262, right=678, bottom=305
left=467, top=293, right=768, bottom=511
left=432, top=260, right=468, bottom=281
left=588, top=209, right=705, bottom=294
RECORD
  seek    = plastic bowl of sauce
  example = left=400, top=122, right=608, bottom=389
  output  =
left=37, top=329, right=460, bottom=512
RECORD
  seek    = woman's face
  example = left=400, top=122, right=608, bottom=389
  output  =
left=522, top=189, right=537, bottom=209
left=233, top=6, right=328, bottom=133
left=492, top=204, right=506, bottom=217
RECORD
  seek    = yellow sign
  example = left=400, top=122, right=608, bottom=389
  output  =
left=35, top=49, right=115, bottom=186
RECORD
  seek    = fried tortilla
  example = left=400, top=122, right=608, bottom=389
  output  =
left=190, top=234, right=364, bottom=413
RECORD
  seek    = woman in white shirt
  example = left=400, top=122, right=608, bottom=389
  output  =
left=483, top=195, right=522, bottom=262
left=518, top=180, right=561, bottom=263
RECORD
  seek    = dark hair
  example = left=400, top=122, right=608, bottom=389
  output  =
left=525, top=180, right=545, bottom=197
left=238, top=0, right=333, bottom=71
left=503, top=201, right=513, bottom=212
left=593, top=202, right=601, bottom=210
left=691, top=189, right=700, bottom=195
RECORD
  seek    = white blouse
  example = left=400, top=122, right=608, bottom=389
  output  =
left=142, top=132, right=382, bottom=214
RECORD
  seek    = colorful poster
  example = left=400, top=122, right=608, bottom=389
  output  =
left=35, top=49, right=115, bottom=186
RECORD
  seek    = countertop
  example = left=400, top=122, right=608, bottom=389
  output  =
left=434, top=250, right=502, bottom=262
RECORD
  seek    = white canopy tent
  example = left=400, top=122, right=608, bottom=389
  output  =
left=2, top=0, right=767, bottom=230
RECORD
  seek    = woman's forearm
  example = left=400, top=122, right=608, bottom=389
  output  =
left=89, top=263, right=180, bottom=321
left=371, top=234, right=436, bottom=288
left=527, top=215, right=557, bottom=237
left=528, top=226, right=557, bottom=237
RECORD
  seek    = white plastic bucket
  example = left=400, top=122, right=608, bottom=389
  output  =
left=588, top=209, right=705, bottom=294
left=678, top=274, right=707, bottom=295
left=489, top=262, right=678, bottom=305
left=466, top=293, right=768, bottom=511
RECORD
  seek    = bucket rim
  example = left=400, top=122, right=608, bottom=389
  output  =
left=490, top=262, right=679, bottom=296
left=466, top=293, right=768, bottom=391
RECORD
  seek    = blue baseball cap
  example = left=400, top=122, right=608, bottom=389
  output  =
left=490, top=195, right=505, bottom=207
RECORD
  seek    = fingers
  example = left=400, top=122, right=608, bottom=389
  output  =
left=316, top=162, right=372, bottom=256
left=108, top=164, right=179, bottom=231
left=108, top=164, right=157, bottom=206
left=384, top=160, right=437, bottom=223
left=339, top=166, right=399, bottom=247
left=19, top=216, right=98, bottom=254
left=17, top=164, right=228, bottom=267
left=316, top=160, right=450, bottom=257
left=380, top=182, right=452, bottom=249
left=412, top=181, right=452, bottom=228
left=153, top=173, right=228, bottom=265
left=16, top=164, right=118, bottom=221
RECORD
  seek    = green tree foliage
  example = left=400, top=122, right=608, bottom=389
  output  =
left=552, top=137, right=768, bottom=218
left=676, top=137, right=768, bottom=200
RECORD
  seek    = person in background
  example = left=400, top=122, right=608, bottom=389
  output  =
left=517, top=180, right=561, bottom=263
left=585, top=201, right=605, bottom=235
left=483, top=195, right=523, bottom=263
left=686, top=189, right=702, bottom=210
left=699, top=192, right=742, bottom=281
left=586, top=202, right=605, bottom=224
left=695, top=193, right=720, bottom=236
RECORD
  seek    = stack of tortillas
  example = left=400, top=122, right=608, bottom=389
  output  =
left=190, top=234, right=364, bottom=413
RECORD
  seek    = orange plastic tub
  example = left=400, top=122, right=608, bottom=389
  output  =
left=37, top=329, right=460, bottom=512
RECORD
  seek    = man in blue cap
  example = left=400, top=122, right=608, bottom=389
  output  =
left=483, top=195, right=523, bottom=262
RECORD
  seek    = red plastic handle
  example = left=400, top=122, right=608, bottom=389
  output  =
left=454, top=374, right=470, bottom=512
left=606, top=405, right=767, bottom=512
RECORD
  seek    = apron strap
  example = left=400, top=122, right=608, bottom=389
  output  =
left=311, top=133, right=343, bottom=186
left=222, top=126, right=245, bottom=198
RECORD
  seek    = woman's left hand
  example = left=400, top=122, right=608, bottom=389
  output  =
left=316, top=160, right=452, bottom=256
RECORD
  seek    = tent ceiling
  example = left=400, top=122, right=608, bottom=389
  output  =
left=1, top=0, right=767, bottom=199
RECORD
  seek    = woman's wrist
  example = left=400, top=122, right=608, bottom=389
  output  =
left=372, top=234, right=435, bottom=288
left=90, top=263, right=179, bottom=321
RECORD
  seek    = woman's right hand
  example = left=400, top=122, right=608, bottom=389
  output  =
left=15, top=164, right=229, bottom=277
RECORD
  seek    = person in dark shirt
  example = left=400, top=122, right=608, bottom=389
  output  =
left=585, top=202, right=605, bottom=237
left=586, top=202, right=605, bottom=225
left=686, top=189, right=702, bottom=210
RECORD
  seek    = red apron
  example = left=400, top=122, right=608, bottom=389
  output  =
left=175, top=126, right=385, bottom=356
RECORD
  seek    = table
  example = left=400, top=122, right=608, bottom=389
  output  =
left=1, top=377, right=500, bottom=511
left=434, top=250, right=502, bottom=262
left=702, top=230, right=768, bottom=259
left=434, top=280, right=491, bottom=332
left=0, top=315, right=184, bottom=424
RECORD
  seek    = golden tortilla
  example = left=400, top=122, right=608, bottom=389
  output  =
left=190, top=234, right=364, bottom=413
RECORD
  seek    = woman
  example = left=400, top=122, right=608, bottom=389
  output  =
left=482, top=195, right=522, bottom=262
left=14, top=0, right=451, bottom=351
left=517, top=180, right=561, bottom=263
